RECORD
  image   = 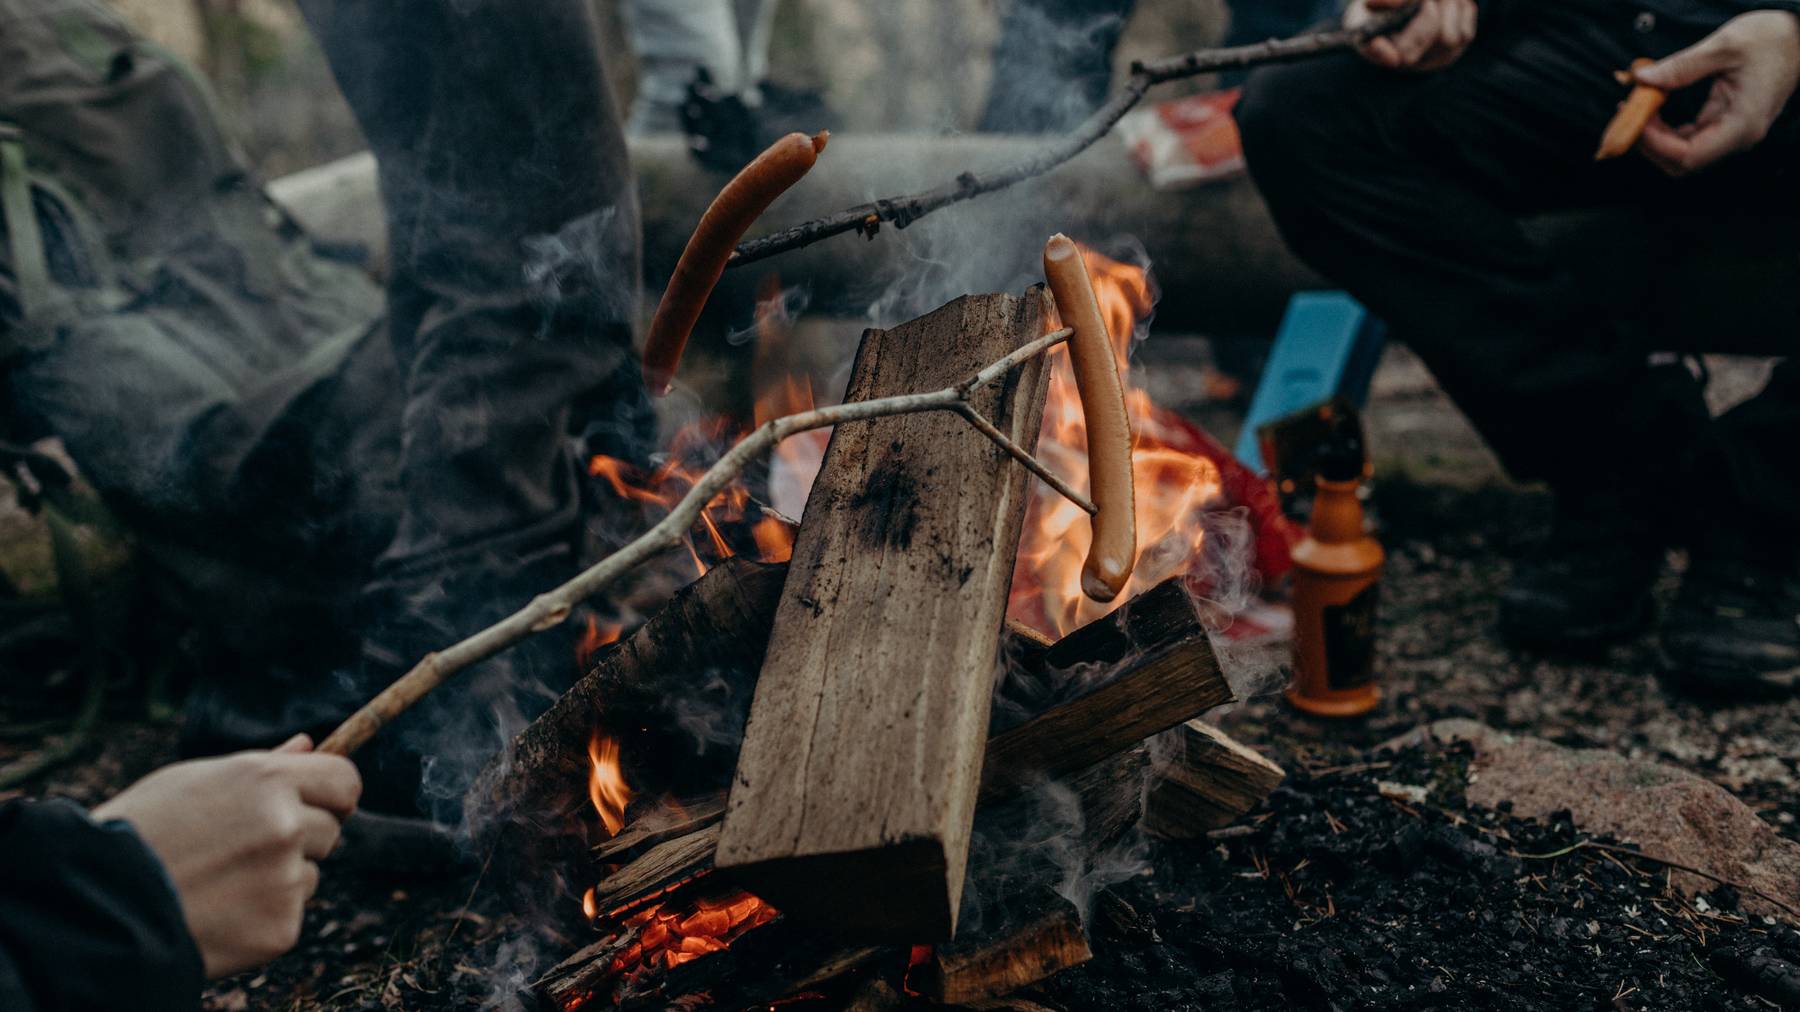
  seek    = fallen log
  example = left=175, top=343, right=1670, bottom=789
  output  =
left=715, top=291, right=1054, bottom=941
left=267, top=137, right=1319, bottom=335
left=1144, top=719, right=1285, bottom=838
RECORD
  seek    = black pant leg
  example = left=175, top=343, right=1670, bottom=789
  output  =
left=979, top=0, right=1137, bottom=132
left=296, top=0, right=646, bottom=816
left=1237, top=7, right=1721, bottom=530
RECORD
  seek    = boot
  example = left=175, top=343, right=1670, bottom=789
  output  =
left=1661, top=530, right=1800, bottom=697
left=1498, top=489, right=1666, bottom=648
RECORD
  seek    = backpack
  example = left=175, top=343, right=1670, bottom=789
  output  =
left=0, top=0, right=398, bottom=668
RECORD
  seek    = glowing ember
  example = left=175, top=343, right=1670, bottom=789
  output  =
left=587, top=732, right=634, bottom=838
left=603, top=888, right=779, bottom=985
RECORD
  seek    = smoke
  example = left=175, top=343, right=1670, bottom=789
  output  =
left=962, top=772, right=1152, bottom=938
left=522, top=206, right=638, bottom=333
left=727, top=280, right=811, bottom=346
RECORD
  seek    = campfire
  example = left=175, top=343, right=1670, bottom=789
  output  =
left=460, top=243, right=1293, bottom=1010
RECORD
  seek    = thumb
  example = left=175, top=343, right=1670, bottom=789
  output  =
left=1635, top=37, right=1735, bottom=90
left=275, top=733, right=314, bottom=754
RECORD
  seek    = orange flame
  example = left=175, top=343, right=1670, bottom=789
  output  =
left=575, top=615, right=623, bottom=669
left=587, top=732, right=634, bottom=838
left=1008, top=244, right=1222, bottom=638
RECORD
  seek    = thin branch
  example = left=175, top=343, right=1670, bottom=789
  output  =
left=318, top=327, right=1077, bottom=757
left=726, top=6, right=1418, bottom=269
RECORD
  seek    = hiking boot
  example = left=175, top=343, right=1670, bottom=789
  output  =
left=1661, top=536, right=1800, bottom=696
left=1499, top=492, right=1665, bottom=648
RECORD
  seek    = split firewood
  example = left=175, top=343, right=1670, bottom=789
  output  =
left=1596, top=59, right=1667, bottom=161
left=980, top=578, right=1233, bottom=803
left=715, top=292, right=1056, bottom=941
left=591, top=794, right=726, bottom=865
left=920, top=888, right=1093, bottom=1006
left=593, top=823, right=725, bottom=914
left=1144, top=719, right=1286, bottom=839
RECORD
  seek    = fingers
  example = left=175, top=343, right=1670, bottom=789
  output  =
left=1635, top=34, right=1737, bottom=90
left=1637, top=113, right=1747, bottom=176
left=297, top=806, right=344, bottom=861
left=1388, top=0, right=1443, bottom=67
left=265, top=753, right=363, bottom=819
left=1356, top=0, right=1477, bottom=71
left=275, top=733, right=313, bottom=754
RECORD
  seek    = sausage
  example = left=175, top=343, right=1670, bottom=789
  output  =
left=642, top=131, right=829, bottom=395
left=1042, top=233, right=1137, bottom=602
left=1595, top=59, right=1666, bottom=161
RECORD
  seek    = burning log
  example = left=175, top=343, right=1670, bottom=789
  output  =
left=466, top=558, right=787, bottom=869
left=1144, top=719, right=1286, bottom=839
left=979, top=578, right=1233, bottom=803
left=919, top=889, right=1092, bottom=1006
left=591, top=794, right=726, bottom=865
left=715, top=291, right=1055, bottom=941
left=593, top=824, right=725, bottom=915
left=535, top=573, right=1223, bottom=1008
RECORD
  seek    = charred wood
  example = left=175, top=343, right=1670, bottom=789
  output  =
left=920, top=888, right=1092, bottom=1005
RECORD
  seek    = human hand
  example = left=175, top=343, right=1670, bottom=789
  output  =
left=93, top=734, right=362, bottom=978
left=1348, top=0, right=1478, bottom=72
left=1633, top=11, right=1800, bottom=176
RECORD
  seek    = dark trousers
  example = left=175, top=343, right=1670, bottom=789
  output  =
left=298, top=0, right=644, bottom=814
left=1238, top=1, right=1800, bottom=541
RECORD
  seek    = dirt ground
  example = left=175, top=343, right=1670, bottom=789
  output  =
left=1, top=348, right=1795, bottom=1009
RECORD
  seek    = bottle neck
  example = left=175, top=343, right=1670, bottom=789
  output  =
left=1309, top=478, right=1367, bottom=544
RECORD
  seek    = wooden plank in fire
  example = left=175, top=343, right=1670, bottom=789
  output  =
left=979, top=578, right=1234, bottom=803
left=715, top=291, right=1056, bottom=941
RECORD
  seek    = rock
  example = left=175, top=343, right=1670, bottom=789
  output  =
left=1383, top=719, right=1800, bottom=924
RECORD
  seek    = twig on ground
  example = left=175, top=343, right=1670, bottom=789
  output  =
left=1511, top=837, right=1800, bottom=921
left=725, top=6, right=1418, bottom=269
left=318, top=327, right=1079, bottom=757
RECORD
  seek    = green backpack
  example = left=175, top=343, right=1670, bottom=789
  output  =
left=0, top=0, right=396, bottom=667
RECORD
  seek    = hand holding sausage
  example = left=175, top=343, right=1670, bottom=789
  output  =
left=1631, top=11, right=1800, bottom=176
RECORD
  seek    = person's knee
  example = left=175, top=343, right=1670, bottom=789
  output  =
left=1237, top=56, right=1366, bottom=196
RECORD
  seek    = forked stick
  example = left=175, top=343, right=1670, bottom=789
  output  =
left=317, top=327, right=1084, bottom=756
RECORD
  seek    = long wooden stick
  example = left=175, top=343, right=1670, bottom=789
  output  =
left=317, top=327, right=1079, bottom=757
left=725, top=7, right=1418, bottom=269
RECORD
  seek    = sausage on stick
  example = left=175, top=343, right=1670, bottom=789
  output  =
left=1042, top=233, right=1137, bottom=602
left=1595, top=59, right=1666, bottom=161
left=642, top=131, right=829, bottom=395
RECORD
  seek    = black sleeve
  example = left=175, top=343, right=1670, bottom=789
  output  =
left=0, top=798, right=203, bottom=1011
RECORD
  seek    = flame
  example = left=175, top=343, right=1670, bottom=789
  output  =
left=1007, top=244, right=1223, bottom=638
left=587, top=732, right=634, bottom=838
left=575, top=615, right=623, bottom=669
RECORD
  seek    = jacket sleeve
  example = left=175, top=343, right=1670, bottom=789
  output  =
left=0, top=798, right=204, bottom=1011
